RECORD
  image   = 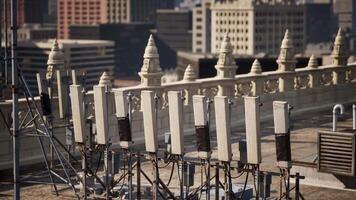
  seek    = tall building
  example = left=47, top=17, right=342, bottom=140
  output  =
left=210, top=0, right=305, bottom=56
left=333, top=0, right=356, bottom=34
left=69, top=23, right=154, bottom=77
left=17, top=24, right=57, bottom=41
left=305, top=2, right=334, bottom=43
left=58, top=0, right=174, bottom=39
left=1, top=0, right=48, bottom=26
left=16, top=39, right=115, bottom=93
left=192, top=0, right=212, bottom=53
left=57, top=0, right=103, bottom=39
left=156, top=9, right=192, bottom=51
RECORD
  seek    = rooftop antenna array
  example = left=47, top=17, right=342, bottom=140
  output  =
left=0, top=18, right=311, bottom=199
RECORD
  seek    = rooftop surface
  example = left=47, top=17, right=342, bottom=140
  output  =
left=1, top=107, right=356, bottom=199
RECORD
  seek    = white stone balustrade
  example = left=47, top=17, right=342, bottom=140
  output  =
left=0, top=30, right=356, bottom=169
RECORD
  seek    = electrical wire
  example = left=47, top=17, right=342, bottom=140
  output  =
left=239, top=168, right=249, bottom=199
left=166, top=161, right=175, bottom=186
left=93, top=151, right=102, bottom=176
left=116, top=154, right=126, bottom=192
left=158, top=160, right=172, bottom=169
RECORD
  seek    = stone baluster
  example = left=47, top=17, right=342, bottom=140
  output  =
left=331, top=28, right=348, bottom=85
left=249, top=59, right=264, bottom=96
left=276, top=29, right=296, bottom=92
left=307, top=54, right=321, bottom=88
left=215, top=33, right=237, bottom=97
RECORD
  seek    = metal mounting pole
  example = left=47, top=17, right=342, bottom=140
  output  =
left=136, top=153, right=141, bottom=200
left=256, top=165, right=260, bottom=200
left=127, top=92, right=133, bottom=200
left=82, top=146, right=87, bottom=200
left=180, top=156, right=184, bottom=200
left=295, top=172, right=300, bottom=200
left=206, top=98, right=212, bottom=200
left=206, top=159, right=211, bottom=200
left=286, top=169, right=291, bottom=200
left=105, top=147, right=110, bottom=200
left=153, top=93, right=159, bottom=200
left=4, top=0, right=9, bottom=84
left=48, top=77, right=54, bottom=168
left=10, top=0, right=20, bottom=199
left=152, top=153, right=159, bottom=200
left=215, top=163, right=219, bottom=200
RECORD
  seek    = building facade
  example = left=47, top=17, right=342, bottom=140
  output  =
left=333, top=0, right=356, bottom=34
left=1, top=0, right=48, bottom=26
left=210, top=0, right=305, bottom=56
left=192, top=0, right=212, bottom=53
left=69, top=23, right=154, bottom=77
left=156, top=9, right=192, bottom=51
left=17, top=24, right=57, bottom=41
left=58, top=0, right=174, bottom=39
left=17, top=39, right=115, bottom=93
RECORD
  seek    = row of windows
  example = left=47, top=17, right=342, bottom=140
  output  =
left=216, top=20, right=249, bottom=25
left=215, top=12, right=249, bottom=17
left=59, top=1, right=100, bottom=5
left=255, top=27, right=303, bottom=33
left=216, top=28, right=248, bottom=34
left=215, top=45, right=249, bottom=50
left=255, top=12, right=303, bottom=17
left=255, top=19, right=303, bottom=24
left=216, top=36, right=249, bottom=42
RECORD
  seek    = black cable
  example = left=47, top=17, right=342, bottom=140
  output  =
left=166, top=161, right=175, bottom=186
left=93, top=151, right=102, bottom=176
left=239, top=169, right=249, bottom=199
left=158, top=160, right=172, bottom=169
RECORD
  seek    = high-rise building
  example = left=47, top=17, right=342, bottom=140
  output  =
left=16, top=39, right=115, bottom=93
left=210, top=0, right=305, bottom=56
left=57, top=0, right=103, bottom=39
left=156, top=9, right=192, bottom=51
left=1, top=0, right=48, bottom=26
left=333, top=0, right=355, bottom=34
left=305, top=2, right=334, bottom=43
left=17, top=24, right=57, bottom=41
left=58, top=0, right=174, bottom=39
left=69, top=23, right=154, bottom=77
left=192, top=0, right=212, bottom=53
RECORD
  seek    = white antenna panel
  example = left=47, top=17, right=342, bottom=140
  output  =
left=214, top=96, right=232, bottom=162
left=244, top=96, right=261, bottom=164
left=193, top=95, right=207, bottom=126
left=273, top=101, right=289, bottom=134
left=56, top=70, right=68, bottom=119
left=69, top=85, right=87, bottom=143
left=141, top=90, right=158, bottom=153
left=168, top=91, right=184, bottom=155
left=94, top=85, right=109, bottom=145
left=114, top=90, right=128, bottom=118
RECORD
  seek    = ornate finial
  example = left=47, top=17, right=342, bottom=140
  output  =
left=47, top=38, right=64, bottom=66
left=280, top=29, right=292, bottom=49
left=334, top=28, right=344, bottom=45
left=143, top=34, right=159, bottom=59
left=138, top=35, right=163, bottom=86
left=183, top=64, right=197, bottom=81
left=250, top=59, right=262, bottom=74
left=276, top=29, right=296, bottom=72
left=215, top=32, right=237, bottom=78
left=219, top=32, right=233, bottom=54
left=331, top=28, right=348, bottom=66
left=98, top=71, right=112, bottom=88
left=307, top=54, right=318, bottom=68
